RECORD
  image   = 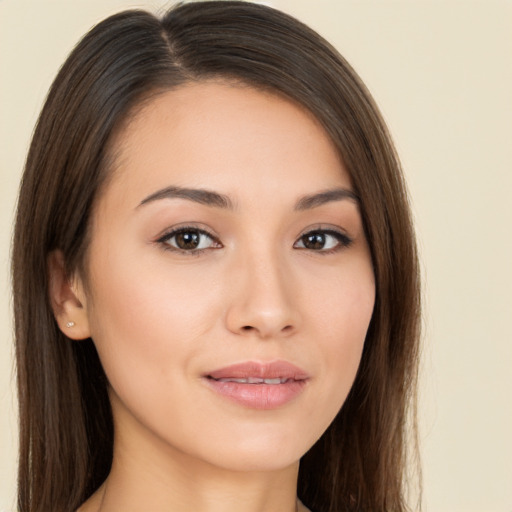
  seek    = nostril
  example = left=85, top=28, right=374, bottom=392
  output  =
left=242, top=326, right=253, bottom=331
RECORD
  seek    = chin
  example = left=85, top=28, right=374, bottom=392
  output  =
left=207, top=447, right=302, bottom=474
left=184, top=422, right=321, bottom=474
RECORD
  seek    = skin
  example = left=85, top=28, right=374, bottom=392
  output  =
left=50, top=81, right=375, bottom=512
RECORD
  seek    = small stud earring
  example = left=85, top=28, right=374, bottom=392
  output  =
left=66, top=321, right=75, bottom=328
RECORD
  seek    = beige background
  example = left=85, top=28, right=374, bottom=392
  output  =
left=1, top=1, right=511, bottom=511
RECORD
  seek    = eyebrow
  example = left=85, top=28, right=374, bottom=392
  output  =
left=138, top=185, right=358, bottom=210
left=139, top=186, right=234, bottom=209
left=294, top=188, right=359, bottom=210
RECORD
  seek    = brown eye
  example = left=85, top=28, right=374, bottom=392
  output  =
left=294, top=229, right=352, bottom=252
left=159, top=227, right=219, bottom=252
left=302, top=232, right=327, bottom=250
left=175, top=231, right=201, bottom=250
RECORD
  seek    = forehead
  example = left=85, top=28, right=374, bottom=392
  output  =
left=104, top=80, right=351, bottom=207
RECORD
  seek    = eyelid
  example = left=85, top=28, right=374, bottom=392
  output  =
left=155, top=224, right=222, bottom=254
left=155, top=223, right=216, bottom=242
left=296, top=223, right=350, bottom=238
left=294, top=225, right=353, bottom=252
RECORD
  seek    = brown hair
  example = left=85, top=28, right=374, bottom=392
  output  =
left=12, top=2, right=421, bottom=511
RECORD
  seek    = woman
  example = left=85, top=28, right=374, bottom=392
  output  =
left=12, top=2, right=421, bottom=511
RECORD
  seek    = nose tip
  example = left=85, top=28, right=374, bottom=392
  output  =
left=225, top=258, right=300, bottom=339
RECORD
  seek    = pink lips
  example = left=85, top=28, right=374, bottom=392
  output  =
left=205, top=361, right=309, bottom=410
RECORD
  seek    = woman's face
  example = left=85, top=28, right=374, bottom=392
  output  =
left=77, top=81, right=375, bottom=472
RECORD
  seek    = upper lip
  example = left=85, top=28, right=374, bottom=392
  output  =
left=206, top=360, right=309, bottom=381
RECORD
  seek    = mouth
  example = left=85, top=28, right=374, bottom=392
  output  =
left=204, top=361, right=309, bottom=410
left=210, top=376, right=293, bottom=384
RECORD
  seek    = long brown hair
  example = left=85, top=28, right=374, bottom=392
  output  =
left=12, top=2, right=421, bottom=511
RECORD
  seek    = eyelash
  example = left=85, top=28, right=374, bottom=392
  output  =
left=156, top=225, right=222, bottom=255
left=156, top=226, right=353, bottom=255
left=294, top=229, right=353, bottom=254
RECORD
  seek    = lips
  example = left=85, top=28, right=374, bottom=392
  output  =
left=215, top=377, right=288, bottom=384
left=204, top=361, right=309, bottom=409
left=207, top=360, right=309, bottom=380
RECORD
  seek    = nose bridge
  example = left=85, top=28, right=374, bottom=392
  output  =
left=226, top=241, right=299, bottom=338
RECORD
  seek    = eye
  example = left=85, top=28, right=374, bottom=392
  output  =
left=294, top=229, right=352, bottom=252
left=158, top=226, right=221, bottom=253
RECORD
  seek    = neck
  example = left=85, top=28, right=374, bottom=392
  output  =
left=97, top=454, right=300, bottom=512
left=80, top=397, right=302, bottom=512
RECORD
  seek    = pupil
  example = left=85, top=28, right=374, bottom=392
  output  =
left=176, top=231, right=200, bottom=250
left=304, top=232, right=325, bottom=250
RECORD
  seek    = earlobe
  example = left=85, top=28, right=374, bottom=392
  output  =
left=47, top=250, right=91, bottom=340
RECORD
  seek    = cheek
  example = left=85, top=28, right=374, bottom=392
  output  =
left=84, top=246, right=224, bottom=395
left=305, top=263, right=375, bottom=415
left=307, top=255, right=375, bottom=343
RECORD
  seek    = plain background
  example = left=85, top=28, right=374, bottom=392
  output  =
left=1, top=1, right=511, bottom=511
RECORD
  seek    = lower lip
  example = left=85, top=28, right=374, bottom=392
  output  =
left=205, top=378, right=307, bottom=410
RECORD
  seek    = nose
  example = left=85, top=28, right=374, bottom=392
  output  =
left=225, top=250, right=301, bottom=339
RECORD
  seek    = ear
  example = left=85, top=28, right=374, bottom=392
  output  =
left=47, top=250, right=91, bottom=340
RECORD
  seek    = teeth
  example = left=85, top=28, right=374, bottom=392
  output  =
left=216, top=377, right=288, bottom=384
left=263, top=378, right=282, bottom=384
